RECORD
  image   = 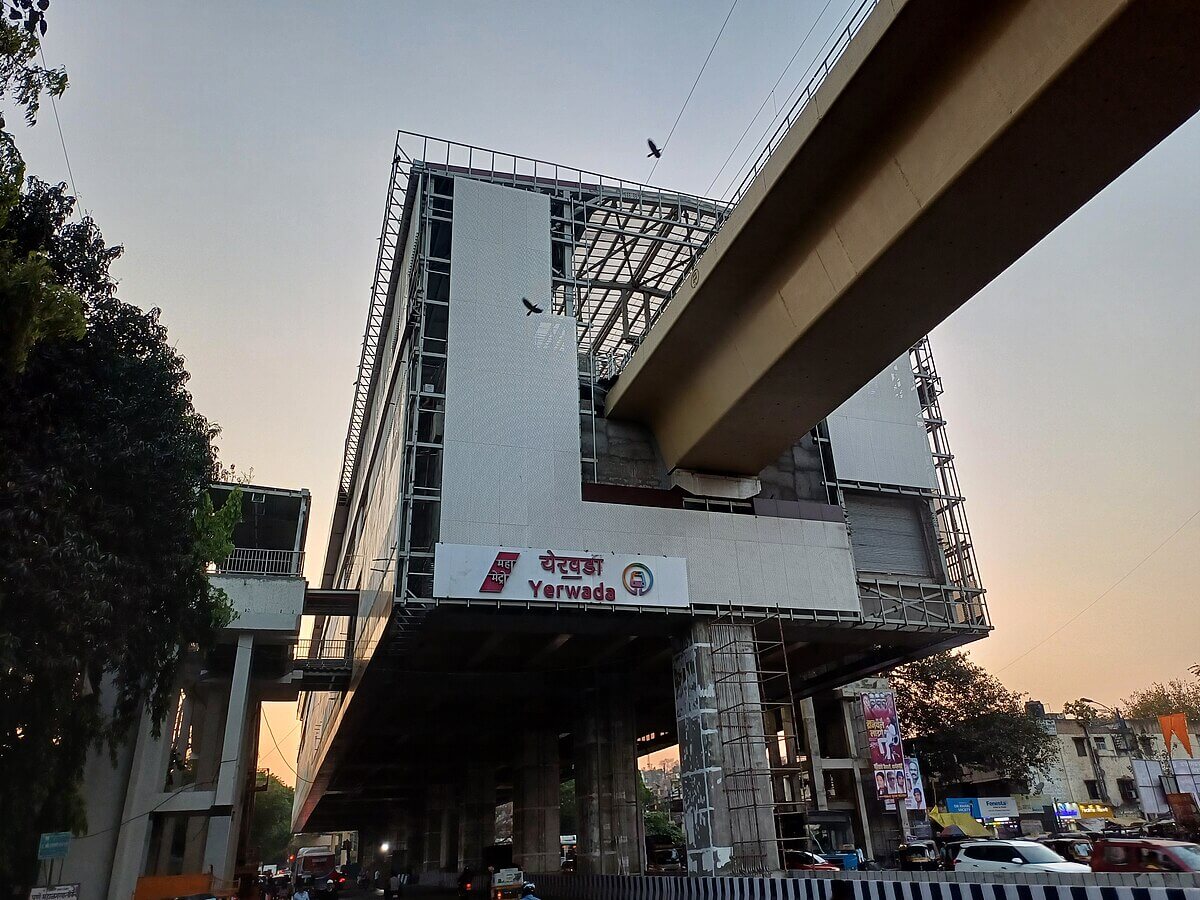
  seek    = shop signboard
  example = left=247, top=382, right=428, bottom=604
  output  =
left=978, top=796, right=1018, bottom=818
left=947, top=797, right=980, bottom=817
left=1055, top=801, right=1081, bottom=819
left=861, top=690, right=906, bottom=798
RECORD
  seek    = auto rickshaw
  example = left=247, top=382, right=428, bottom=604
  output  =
left=897, top=840, right=941, bottom=871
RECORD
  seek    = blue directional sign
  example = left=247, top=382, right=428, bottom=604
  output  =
left=37, top=831, right=71, bottom=860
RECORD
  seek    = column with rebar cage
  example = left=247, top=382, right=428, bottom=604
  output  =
left=709, top=611, right=809, bottom=874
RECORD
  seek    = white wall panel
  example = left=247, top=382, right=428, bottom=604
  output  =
left=441, top=176, right=860, bottom=614
left=826, top=355, right=936, bottom=490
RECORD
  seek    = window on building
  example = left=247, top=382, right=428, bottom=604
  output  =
left=1084, top=779, right=1102, bottom=800
left=1073, top=737, right=1088, bottom=756
left=1118, top=778, right=1137, bottom=803
left=1093, top=736, right=1108, bottom=750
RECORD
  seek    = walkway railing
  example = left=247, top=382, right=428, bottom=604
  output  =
left=213, top=548, right=304, bottom=576
left=294, top=639, right=352, bottom=669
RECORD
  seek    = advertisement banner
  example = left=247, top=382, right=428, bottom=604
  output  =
left=432, top=544, right=689, bottom=608
left=978, top=796, right=1018, bottom=818
left=884, top=757, right=928, bottom=811
left=861, top=690, right=906, bottom=798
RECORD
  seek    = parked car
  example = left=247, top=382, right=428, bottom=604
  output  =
left=953, top=839, right=1091, bottom=873
left=1090, top=838, right=1200, bottom=873
left=784, top=850, right=839, bottom=871
left=1039, top=836, right=1093, bottom=865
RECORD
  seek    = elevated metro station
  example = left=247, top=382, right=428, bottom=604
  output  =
left=291, top=140, right=989, bottom=876
left=294, top=0, right=1200, bottom=879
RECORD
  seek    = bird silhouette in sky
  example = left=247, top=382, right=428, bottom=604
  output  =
left=646, top=139, right=662, bottom=159
left=522, top=297, right=544, bottom=316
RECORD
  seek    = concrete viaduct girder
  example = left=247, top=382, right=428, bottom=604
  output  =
left=606, top=0, right=1200, bottom=475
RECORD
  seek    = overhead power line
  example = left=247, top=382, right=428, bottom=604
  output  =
left=38, top=42, right=80, bottom=215
left=705, top=0, right=839, bottom=196
left=995, top=505, right=1200, bottom=675
left=648, top=0, right=740, bottom=183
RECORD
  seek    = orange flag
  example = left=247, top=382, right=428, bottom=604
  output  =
left=1160, top=713, right=1193, bottom=757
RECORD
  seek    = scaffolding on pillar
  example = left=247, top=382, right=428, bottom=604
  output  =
left=710, top=611, right=810, bottom=875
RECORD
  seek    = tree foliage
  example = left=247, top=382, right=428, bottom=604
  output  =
left=0, top=173, right=239, bottom=884
left=1122, top=677, right=1200, bottom=722
left=0, top=1, right=66, bottom=126
left=890, top=651, right=1057, bottom=788
left=251, top=770, right=295, bottom=867
left=644, top=811, right=684, bottom=846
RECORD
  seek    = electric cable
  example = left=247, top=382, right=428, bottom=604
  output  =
left=38, top=42, right=80, bottom=215
left=647, top=0, right=740, bottom=183
left=704, top=0, right=839, bottom=196
left=71, top=755, right=242, bottom=841
left=714, top=0, right=863, bottom=201
left=262, top=708, right=317, bottom=786
left=995, top=505, right=1200, bottom=675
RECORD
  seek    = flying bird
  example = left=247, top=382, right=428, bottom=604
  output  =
left=522, top=297, right=544, bottom=316
left=646, top=139, right=662, bottom=159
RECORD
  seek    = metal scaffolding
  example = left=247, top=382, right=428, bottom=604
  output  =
left=710, top=611, right=810, bottom=875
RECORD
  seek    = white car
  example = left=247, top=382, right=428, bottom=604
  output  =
left=953, top=840, right=1092, bottom=873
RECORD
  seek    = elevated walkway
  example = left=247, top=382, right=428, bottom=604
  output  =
left=607, top=0, right=1200, bottom=475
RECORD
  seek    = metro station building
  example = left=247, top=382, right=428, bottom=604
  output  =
left=293, top=133, right=990, bottom=877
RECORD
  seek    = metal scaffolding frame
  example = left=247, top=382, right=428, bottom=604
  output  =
left=336, top=132, right=728, bottom=503
left=710, top=611, right=810, bottom=875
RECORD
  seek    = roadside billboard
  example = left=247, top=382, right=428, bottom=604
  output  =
left=861, top=690, right=906, bottom=798
left=885, top=756, right=928, bottom=811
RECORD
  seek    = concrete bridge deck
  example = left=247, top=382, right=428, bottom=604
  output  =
left=607, top=0, right=1200, bottom=476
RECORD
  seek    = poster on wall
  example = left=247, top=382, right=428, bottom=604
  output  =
left=885, top=756, right=928, bottom=810
left=862, top=690, right=907, bottom=798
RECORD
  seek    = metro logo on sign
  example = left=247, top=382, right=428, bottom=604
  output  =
left=480, top=551, right=520, bottom=592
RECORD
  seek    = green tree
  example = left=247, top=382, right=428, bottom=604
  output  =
left=560, top=779, right=577, bottom=834
left=1122, top=678, right=1200, bottom=722
left=643, top=811, right=684, bottom=846
left=1062, top=699, right=1104, bottom=726
left=251, top=771, right=295, bottom=866
left=890, top=651, right=1056, bottom=789
left=0, top=176, right=240, bottom=885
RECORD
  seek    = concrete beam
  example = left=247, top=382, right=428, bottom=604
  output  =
left=607, top=0, right=1200, bottom=475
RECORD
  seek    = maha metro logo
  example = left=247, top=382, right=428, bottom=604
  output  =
left=622, top=562, right=653, bottom=596
left=480, top=551, right=519, bottom=592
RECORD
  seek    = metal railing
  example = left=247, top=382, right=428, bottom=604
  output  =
left=213, top=548, right=304, bottom=577
left=293, top=639, right=352, bottom=667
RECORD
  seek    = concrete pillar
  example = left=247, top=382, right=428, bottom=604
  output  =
left=203, top=633, right=256, bottom=878
left=423, top=784, right=451, bottom=873
left=512, top=728, right=560, bottom=874
left=673, top=621, right=780, bottom=876
left=459, top=762, right=496, bottom=871
left=575, top=674, right=643, bottom=875
left=108, top=691, right=180, bottom=899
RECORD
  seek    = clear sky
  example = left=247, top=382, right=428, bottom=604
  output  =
left=18, top=1, right=1198, bottom=786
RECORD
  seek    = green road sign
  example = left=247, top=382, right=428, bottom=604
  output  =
left=37, top=831, right=71, bottom=860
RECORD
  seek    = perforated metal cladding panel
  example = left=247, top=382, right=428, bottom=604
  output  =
left=844, top=492, right=936, bottom=578
left=826, top=355, right=936, bottom=490
left=440, top=176, right=860, bottom=613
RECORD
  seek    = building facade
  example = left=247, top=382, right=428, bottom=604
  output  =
left=293, top=133, right=990, bottom=877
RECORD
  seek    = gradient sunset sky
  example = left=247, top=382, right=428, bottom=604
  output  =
left=18, top=1, right=1198, bottom=784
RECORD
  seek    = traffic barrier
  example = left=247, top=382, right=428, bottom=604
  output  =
left=534, top=874, right=1200, bottom=900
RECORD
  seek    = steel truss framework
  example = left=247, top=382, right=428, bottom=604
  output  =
left=338, top=131, right=728, bottom=498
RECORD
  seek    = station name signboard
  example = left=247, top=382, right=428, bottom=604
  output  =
left=433, top=544, right=689, bottom=608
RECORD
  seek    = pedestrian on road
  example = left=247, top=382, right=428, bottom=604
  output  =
left=293, top=878, right=312, bottom=900
left=389, top=871, right=403, bottom=898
